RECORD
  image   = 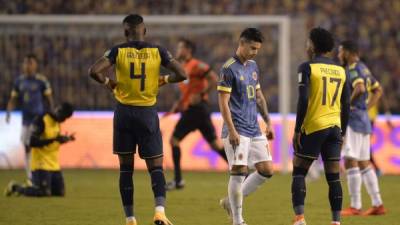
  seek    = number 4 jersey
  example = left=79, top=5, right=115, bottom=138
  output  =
left=298, top=56, right=348, bottom=135
left=105, top=41, right=173, bottom=106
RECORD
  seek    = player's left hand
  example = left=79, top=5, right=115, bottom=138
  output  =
left=105, top=78, right=117, bottom=91
left=292, top=132, right=302, bottom=152
left=265, top=125, right=274, bottom=140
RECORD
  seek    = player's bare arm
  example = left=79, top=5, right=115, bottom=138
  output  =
left=159, top=59, right=186, bottom=86
left=218, top=91, right=240, bottom=148
left=203, top=70, right=218, bottom=94
left=350, top=82, right=366, bottom=105
left=367, top=85, right=382, bottom=109
left=88, top=57, right=116, bottom=90
left=255, top=88, right=273, bottom=140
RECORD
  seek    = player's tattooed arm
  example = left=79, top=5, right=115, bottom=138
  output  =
left=218, top=91, right=240, bottom=147
left=88, top=57, right=116, bottom=90
left=256, top=89, right=274, bottom=140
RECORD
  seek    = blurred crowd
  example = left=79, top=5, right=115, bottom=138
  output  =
left=1, top=0, right=399, bottom=113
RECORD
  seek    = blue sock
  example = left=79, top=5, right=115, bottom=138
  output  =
left=326, top=173, right=342, bottom=222
left=119, top=164, right=134, bottom=217
left=291, top=166, right=308, bottom=215
left=149, top=166, right=166, bottom=207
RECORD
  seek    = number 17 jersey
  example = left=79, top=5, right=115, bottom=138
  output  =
left=299, top=56, right=347, bottom=135
left=105, top=41, right=173, bottom=106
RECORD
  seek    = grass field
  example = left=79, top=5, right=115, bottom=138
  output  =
left=0, top=170, right=398, bottom=225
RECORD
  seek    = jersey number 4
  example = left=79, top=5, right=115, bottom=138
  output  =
left=130, top=62, right=146, bottom=91
left=322, top=76, right=341, bottom=106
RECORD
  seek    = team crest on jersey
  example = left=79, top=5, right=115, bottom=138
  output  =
left=252, top=72, right=258, bottom=81
left=240, top=75, right=244, bottom=81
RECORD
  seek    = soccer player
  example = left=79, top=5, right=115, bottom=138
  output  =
left=88, top=14, right=186, bottom=225
left=291, top=28, right=350, bottom=225
left=217, top=28, right=274, bottom=225
left=4, top=102, right=74, bottom=197
left=165, top=38, right=227, bottom=190
left=6, top=54, right=54, bottom=181
left=338, top=40, right=386, bottom=216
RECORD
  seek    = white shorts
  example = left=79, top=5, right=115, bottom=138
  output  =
left=223, top=135, right=272, bottom=169
left=20, top=125, right=31, bottom=146
left=342, top=126, right=370, bottom=161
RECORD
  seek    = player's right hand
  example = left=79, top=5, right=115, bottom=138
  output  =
left=159, top=75, right=169, bottom=87
left=229, top=130, right=240, bottom=149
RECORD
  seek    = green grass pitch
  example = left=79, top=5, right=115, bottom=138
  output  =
left=0, top=170, right=399, bottom=225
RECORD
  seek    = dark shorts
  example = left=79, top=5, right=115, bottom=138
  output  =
left=295, top=126, right=343, bottom=161
left=113, top=103, right=163, bottom=159
left=32, top=170, right=65, bottom=196
left=173, top=101, right=217, bottom=143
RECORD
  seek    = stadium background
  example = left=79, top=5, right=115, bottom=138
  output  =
left=1, top=0, right=400, bottom=174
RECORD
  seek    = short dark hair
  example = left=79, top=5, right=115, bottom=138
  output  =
left=179, top=38, right=196, bottom=54
left=309, top=27, right=335, bottom=54
left=60, top=102, right=74, bottom=118
left=123, top=14, right=144, bottom=26
left=340, top=40, right=359, bottom=54
left=240, top=28, right=264, bottom=43
left=25, top=53, right=38, bottom=61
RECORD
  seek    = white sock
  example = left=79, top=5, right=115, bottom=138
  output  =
left=228, top=175, right=245, bottom=224
left=155, top=206, right=165, bottom=213
left=361, top=167, right=383, bottom=206
left=346, top=167, right=362, bottom=209
left=242, top=171, right=268, bottom=197
left=126, top=216, right=136, bottom=222
left=25, top=151, right=32, bottom=180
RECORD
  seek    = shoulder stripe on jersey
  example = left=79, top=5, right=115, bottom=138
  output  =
left=223, top=58, right=235, bottom=68
left=36, top=74, right=48, bottom=82
left=370, top=81, right=380, bottom=90
left=349, top=63, right=357, bottom=70
left=217, top=86, right=232, bottom=92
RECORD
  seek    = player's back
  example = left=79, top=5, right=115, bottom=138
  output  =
left=301, top=56, right=347, bottom=135
left=105, top=41, right=172, bottom=107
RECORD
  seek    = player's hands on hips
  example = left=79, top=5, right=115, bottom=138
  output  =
left=265, top=124, right=274, bottom=140
left=229, top=130, right=240, bottom=149
left=292, top=132, right=302, bottom=152
left=159, top=75, right=169, bottom=87
left=105, top=78, right=117, bottom=91
left=56, top=132, right=75, bottom=144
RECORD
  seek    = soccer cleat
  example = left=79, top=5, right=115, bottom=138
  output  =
left=361, top=205, right=386, bottom=216
left=234, top=223, right=248, bottom=225
left=292, top=214, right=306, bottom=225
left=153, top=212, right=173, bottom=225
left=165, top=180, right=185, bottom=191
left=330, top=222, right=340, bottom=225
left=4, top=180, right=18, bottom=197
left=219, top=197, right=232, bottom=220
left=341, top=207, right=361, bottom=216
left=126, top=220, right=137, bottom=225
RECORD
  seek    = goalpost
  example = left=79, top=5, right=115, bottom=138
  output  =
left=0, top=15, right=291, bottom=172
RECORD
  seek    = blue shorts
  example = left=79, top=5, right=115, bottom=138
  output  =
left=113, top=103, right=163, bottom=159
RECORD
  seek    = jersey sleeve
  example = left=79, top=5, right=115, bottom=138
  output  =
left=348, top=69, right=364, bottom=88
left=217, top=67, right=235, bottom=93
left=104, top=46, right=119, bottom=65
left=368, top=75, right=380, bottom=91
left=38, top=75, right=52, bottom=96
left=197, top=61, right=211, bottom=77
left=294, top=62, right=311, bottom=132
left=10, top=79, right=20, bottom=97
left=255, top=65, right=261, bottom=90
left=157, top=46, right=173, bottom=67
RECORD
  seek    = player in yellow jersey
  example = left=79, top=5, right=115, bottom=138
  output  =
left=88, top=14, right=186, bottom=225
left=291, top=28, right=350, bottom=225
left=4, top=102, right=74, bottom=197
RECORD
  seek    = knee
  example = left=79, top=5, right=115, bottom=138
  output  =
left=325, top=172, right=340, bottom=184
left=255, top=162, right=273, bottom=178
left=358, top=160, right=370, bottom=170
left=120, top=163, right=134, bottom=173
left=292, top=166, right=308, bottom=177
left=344, top=158, right=358, bottom=169
left=230, top=165, right=248, bottom=176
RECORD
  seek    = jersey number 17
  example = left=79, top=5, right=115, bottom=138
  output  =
left=322, top=76, right=341, bottom=106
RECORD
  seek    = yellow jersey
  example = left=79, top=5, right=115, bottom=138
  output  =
left=105, top=41, right=173, bottom=106
left=299, top=57, right=347, bottom=135
left=31, top=114, right=61, bottom=171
